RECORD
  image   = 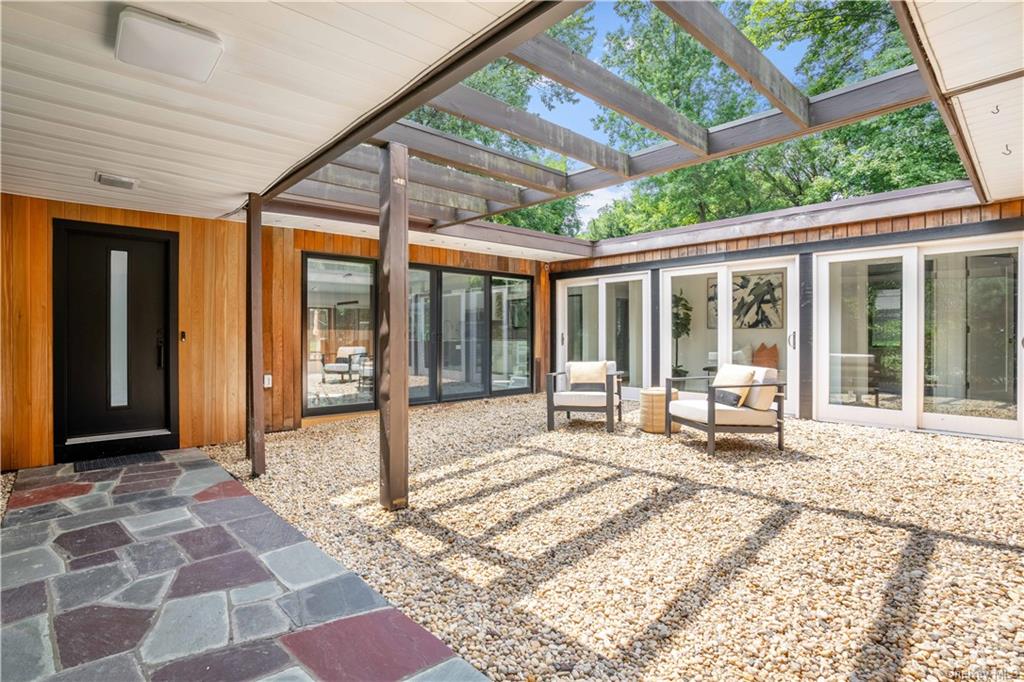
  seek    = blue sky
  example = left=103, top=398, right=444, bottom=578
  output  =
left=524, top=2, right=808, bottom=225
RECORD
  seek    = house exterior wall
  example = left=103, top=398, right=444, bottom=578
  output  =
left=0, top=193, right=549, bottom=470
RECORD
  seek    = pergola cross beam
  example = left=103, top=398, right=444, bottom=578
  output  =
left=654, top=0, right=811, bottom=128
left=430, top=83, right=631, bottom=176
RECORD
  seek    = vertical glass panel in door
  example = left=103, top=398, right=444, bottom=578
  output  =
left=408, top=269, right=434, bottom=402
left=604, top=280, right=642, bottom=387
left=491, top=277, right=531, bottom=391
left=305, top=258, right=375, bottom=411
left=441, top=272, right=485, bottom=397
left=924, top=250, right=1018, bottom=419
left=566, top=284, right=598, bottom=362
left=667, top=273, right=718, bottom=381
left=109, top=250, right=129, bottom=407
left=731, top=269, right=787, bottom=385
left=828, top=258, right=902, bottom=409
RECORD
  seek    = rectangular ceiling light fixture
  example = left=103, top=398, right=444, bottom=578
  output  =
left=115, top=7, right=223, bottom=83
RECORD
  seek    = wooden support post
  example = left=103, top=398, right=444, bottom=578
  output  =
left=246, top=193, right=266, bottom=477
left=378, top=143, right=410, bottom=510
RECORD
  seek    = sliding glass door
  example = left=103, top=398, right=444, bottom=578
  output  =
left=660, top=258, right=799, bottom=413
left=816, top=238, right=1022, bottom=437
left=441, top=272, right=487, bottom=399
left=557, top=274, right=650, bottom=400
left=409, top=268, right=435, bottom=403
left=491, top=277, right=532, bottom=392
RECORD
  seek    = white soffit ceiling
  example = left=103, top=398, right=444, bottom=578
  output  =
left=908, top=1, right=1024, bottom=202
left=262, top=212, right=579, bottom=263
left=0, top=1, right=527, bottom=217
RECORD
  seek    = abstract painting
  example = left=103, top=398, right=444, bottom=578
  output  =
left=708, top=271, right=784, bottom=329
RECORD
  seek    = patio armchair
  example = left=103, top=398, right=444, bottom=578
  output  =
left=322, top=345, right=367, bottom=383
left=546, top=361, right=623, bottom=433
left=665, top=364, right=785, bottom=455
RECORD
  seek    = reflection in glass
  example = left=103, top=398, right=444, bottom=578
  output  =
left=668, top=273, right=718, bottom=379
left=491, top=277, right=531, bottom=391
left=110, top=250, right=128, bottom=407
left=732, top=269, right=787, bottom=385
left=305, top=258, right=374, bottom=410
left=567, top=284, right=598, bottom=362
left=924, top=250, right=1017, bottom=419
left=604, top=280, right=642, bottom=387
left=828, top=258, right=903, bottom=409
left=409, top=269, right=433, bottom=401
left=441, top=272, right=485, bottom=397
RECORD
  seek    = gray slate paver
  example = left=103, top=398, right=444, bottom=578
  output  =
left=260, top=541, right=346, bottom=590
left=140, top=592, right=230, bottom=664
left=120, top=507, right=191, bottom=532
left=111, top=572, right=172, bottom=607
left=228, top=513, right=306, bottom=553
left=47, top=652, right=145, bottom=682
left=134, top=495, right=191, bottom=513
left=277, top=573, right=387, bottom=627
left=134, top=518, right=200, bottom=539
left=406, top=657, right=489, bottom=682
left=64, top=493, right=112, bottom=513
left=0, top=521, right=52, bottom=554
left=2, top=501, right=70, bottom=527
left=54, top=505, right=135, bottom=531
left=54, top=564, right=131, bottom=611
left=231, top=601, right=291, bottom=642
left=192, top=495, right=271, bottom=524
left=124, top=539, right=187, bottom=576
left=1, top=546, right=64, bottom=589
left=0, top=614, right=55, bottom=681
left=230, top=581, right=284, bottom=605
left=257, top=666, right=316, bottom=682
left=172, top=466, right=233, bottom=496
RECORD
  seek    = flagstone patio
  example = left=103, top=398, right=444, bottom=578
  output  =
left=0, top=449, right=483, bottom=682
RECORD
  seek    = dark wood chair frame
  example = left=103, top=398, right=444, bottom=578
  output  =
left=546, top=371, right=624, bottom=433
left=664, top=376, right=786, bottom=455
left=322, top=350, right=368, bottom=383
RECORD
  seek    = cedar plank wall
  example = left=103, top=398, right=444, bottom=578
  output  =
left=260, top=226, right=549, bottom=431
left=0, top=193, right=550, bottom=469
left=549, top=199, right=1024, bottom=273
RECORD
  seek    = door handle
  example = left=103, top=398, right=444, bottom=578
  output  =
left=157, top=340, right=164, bottom=369
left=788, top=331, right=797, bottom=349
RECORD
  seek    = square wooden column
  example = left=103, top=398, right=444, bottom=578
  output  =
left=378, top=143, right=409, bottom=510
left=246, top=193, right=266, bottom=477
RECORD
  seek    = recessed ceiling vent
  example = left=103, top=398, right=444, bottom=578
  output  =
left=94, top=172, right=138, bottom=190
left=115, top=7, right=223, bottom=83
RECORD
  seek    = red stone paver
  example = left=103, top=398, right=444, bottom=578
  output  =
left=54, top=522, right=133, bottom=557
left=193, top=480, right=251, bottom=502
left=111, top=477, right=178, bottom=496
left=167, top=550, right=271, bottom=598
left=281, top=608, right=453, bottom=681
left=7, top=482, right=93, bottom=510
left=150, top=640, right=291, bottom=682
left=54, top=605, right=155, bottom=668
left=171, top=525, right=240, bottom=560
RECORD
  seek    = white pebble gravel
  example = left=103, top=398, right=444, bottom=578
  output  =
left=206, top=394, right=1024, bottom=681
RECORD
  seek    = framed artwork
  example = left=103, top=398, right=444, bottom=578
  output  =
left=707, top=271, right=784, bottom=329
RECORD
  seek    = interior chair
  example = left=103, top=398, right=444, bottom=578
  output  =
left=322, top=345, right=366, bottom=383
left=546, top=361, right=623, bottom=433
left=665, top=363, right=785, bottom=455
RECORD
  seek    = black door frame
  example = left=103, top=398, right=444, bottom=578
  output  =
left=53, top=219, right=180, bottom=462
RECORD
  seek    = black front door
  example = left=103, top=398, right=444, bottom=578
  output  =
left=54, top=220, right=179, bottom=462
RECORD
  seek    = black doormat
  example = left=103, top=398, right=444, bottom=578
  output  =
left=74, top=451, right=163, bottom=472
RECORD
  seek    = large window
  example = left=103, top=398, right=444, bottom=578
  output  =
left=491, top=277, right=532, bottom=391
left=409, top=268, right=434, bottom=402
left=441, top=272, right=487, bottom=398
left=304, top=256, right=375, bottom=414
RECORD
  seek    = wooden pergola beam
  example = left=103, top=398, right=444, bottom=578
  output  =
left=310, top=164, right=490, bottom=213
left=430, top=84, right=631, bottom=176
left=245, top=193, right=266, bottom=477
left=509, top=33, right=709, bottom=155
left=335, top=145, right=526, bottom=205
left=372, top=120, right=568, bottom=194
left=377, top=142, right=409, bottom=511
left=285, top=178, right=456, bottom=224
left=655, top=0, right=810, bottom=128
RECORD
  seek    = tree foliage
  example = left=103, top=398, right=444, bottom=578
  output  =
left=585, top=0, right=965, bottom=238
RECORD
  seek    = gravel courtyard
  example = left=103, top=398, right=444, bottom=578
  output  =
left=208, top=395, right=1023, bottom=681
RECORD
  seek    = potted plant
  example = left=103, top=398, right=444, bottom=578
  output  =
left=671, top=293, right=692, bottom=377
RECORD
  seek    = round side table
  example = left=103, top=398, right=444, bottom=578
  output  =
left=640, top=387, right=680, bottom=433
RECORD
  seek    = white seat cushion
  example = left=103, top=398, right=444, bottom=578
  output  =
left=323, top=363, right=350, bottom=373
left=552, top=391, right=620, bottom=408
left=668, top=398, right=776, bottom=426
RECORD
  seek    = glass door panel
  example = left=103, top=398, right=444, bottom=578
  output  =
left=922, top=248, right=1019, bottom=434
left=409, top=268, right=435, bottom=402
left=566, top=283, right=599, bottom=362
left=604, top=280, right=643, bottom=389
left=441, top=272, right=486, bottom=399
left=667, top=272, right=719, bottom=381
left=491, top=276, right=532, bottom=392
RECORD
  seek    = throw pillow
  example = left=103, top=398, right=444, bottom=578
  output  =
left=712, top=364, right=755, bottom=407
